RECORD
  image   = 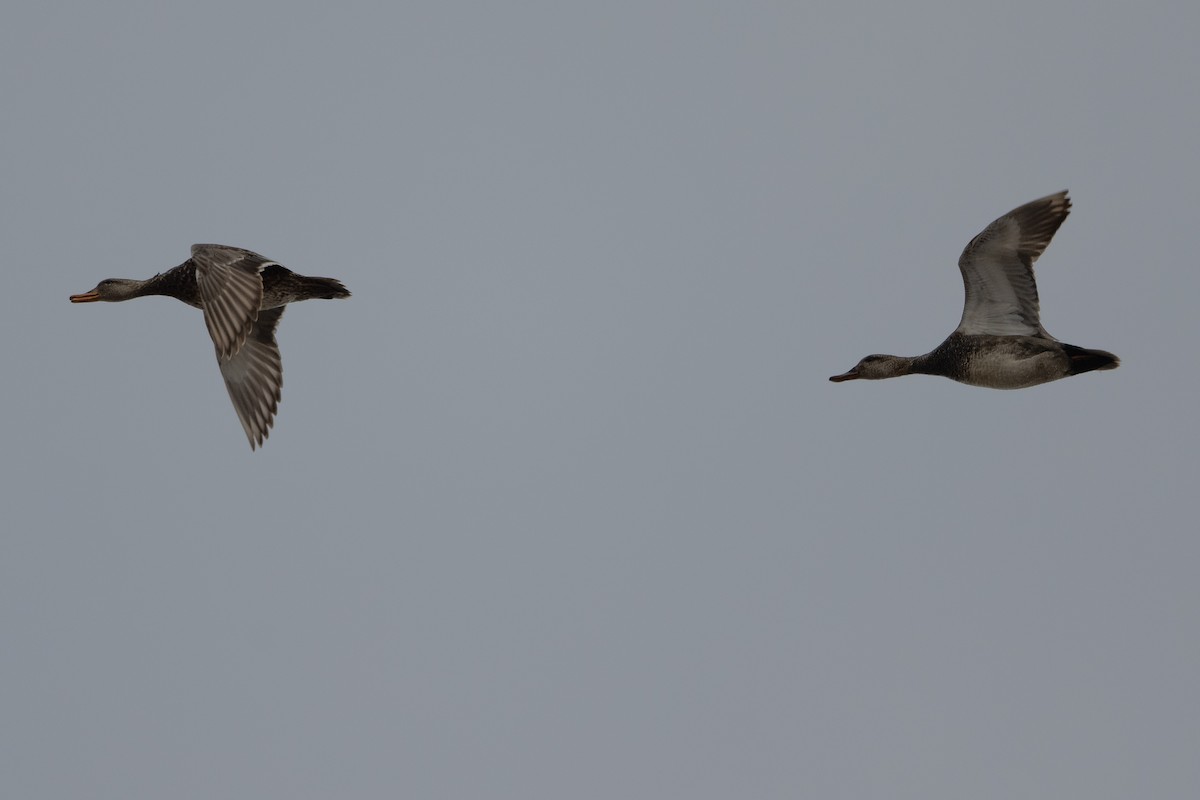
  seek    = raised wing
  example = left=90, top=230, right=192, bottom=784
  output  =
left=192, top=244, right=275, bottom=360
left=217, top=306, right=285, bottom=450
left=954, top=191, right=1071, bottom=337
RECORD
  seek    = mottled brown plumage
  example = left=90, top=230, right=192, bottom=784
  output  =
left=70, top=244, right=349, bottom=449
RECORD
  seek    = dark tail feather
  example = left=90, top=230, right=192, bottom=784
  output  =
left=299, top=275, right=351, bottom=299
left=1064, top=343, right=1119, bottom=375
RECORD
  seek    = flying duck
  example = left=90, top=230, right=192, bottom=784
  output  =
left=70, top=244, right=349, bottom=449
left=830, top=191, right=1118, bottom=389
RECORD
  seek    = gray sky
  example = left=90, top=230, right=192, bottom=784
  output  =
left=3, top=1, right=1198, bottom=798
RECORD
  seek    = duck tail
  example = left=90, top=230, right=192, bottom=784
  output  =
left=1063, top=343, right=1119, bottom=375
left=298, top=275, right=351, bottom=300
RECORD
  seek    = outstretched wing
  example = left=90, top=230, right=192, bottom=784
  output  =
left=954, top=191, right=1071, bottom=337
left=192, top=244, right=275, bottom=360
left=217, top=306, right=285, bottom=450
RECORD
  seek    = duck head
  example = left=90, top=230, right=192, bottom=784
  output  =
left=70, top=279, right=147, bottom=303
left=829, top=354, right=915, bottom=382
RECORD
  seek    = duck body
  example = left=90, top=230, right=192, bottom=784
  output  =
left=830, top=191, right=1118, bottom=389
left=912, top=333, right=1118, bottom=389
left=70, top=244, right=349, bottom=449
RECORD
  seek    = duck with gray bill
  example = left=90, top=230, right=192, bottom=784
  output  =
left=829, top=191, right=1118, bottom=389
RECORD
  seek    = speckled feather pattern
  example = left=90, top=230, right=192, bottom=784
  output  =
left=70, top=244, right=349, bottom=449
left=830, top=192, right=1118, bottom=389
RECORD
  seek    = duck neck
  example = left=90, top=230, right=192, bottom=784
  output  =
left=139, top=263, right=200, bottom=306
left=907, top=353, right=937, bottom=376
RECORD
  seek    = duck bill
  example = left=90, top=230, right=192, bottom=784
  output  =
left=69, top=290, right=101, bottom=303
left=829, top=368, right=861, bottom=382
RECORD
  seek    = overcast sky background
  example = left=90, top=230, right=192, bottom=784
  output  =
left=3, top=2, right=1198, bottom=798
